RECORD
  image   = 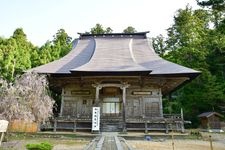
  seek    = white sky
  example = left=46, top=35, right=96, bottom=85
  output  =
left=0, top=0, right=200, bottom=46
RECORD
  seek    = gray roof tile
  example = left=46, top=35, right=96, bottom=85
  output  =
left=29, top=33, right=200, bottom=76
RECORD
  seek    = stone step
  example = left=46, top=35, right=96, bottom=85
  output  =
left=101, top=124, right=122, bottom=132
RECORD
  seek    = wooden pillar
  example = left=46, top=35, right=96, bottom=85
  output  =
left=95, top=86, right=100, bottom=105
left=120, top=84, right=129, bottom=132
left=73, top=121, right=77, bottom=132
left=122, top=86, right=127, bottom=132
left=59, top=88, right=64, bottom=117
left=54, top=119, right=57, bottom=132
left=165, top=121, right=169, bottom=134
left=145, top=121, right=148, bottom=134
left=93, top=84, right=102, bottom=106
left=0, top=132, right=4, bottom=146
left=159, top=88, right=163, bottom=117
left=181, top=108, right=185, bottom=133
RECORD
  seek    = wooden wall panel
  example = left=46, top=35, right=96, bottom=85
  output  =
left=61, top=83, right=162, bottom=119
left=143, top=98, right=160, bottom=117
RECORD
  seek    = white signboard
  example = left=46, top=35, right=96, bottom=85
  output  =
left=92, top=107, right=100, bottom=131
left=0, top=120, right=8, bottom=132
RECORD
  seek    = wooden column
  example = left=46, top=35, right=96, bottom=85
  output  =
left=59, top=88, right=64, bottom=117
left=0, top=133, right=4, bottom=146
left=95, top=86, right=100, bottom=105
left=145, top=121, right=148, bottom=134
left=73, top=121, right=77, bottom=132
left=120, top=84, right=129, bottom=133
left=181, top=108, right=185, bottom=133
left=92, top=84, right=102, bottom=106
left=122, top=86, right=126, bottom=132
left=159, top=88, right=163, bottom=117
left=165, top=121, right=169, bottom=134
left=53, top=119, right=57, bottom=132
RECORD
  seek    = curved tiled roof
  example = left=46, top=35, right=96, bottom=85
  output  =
left=30, top=32, right=200, bottom=77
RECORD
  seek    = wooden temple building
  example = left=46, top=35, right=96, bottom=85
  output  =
left=30, top=32, right=200, bottom=132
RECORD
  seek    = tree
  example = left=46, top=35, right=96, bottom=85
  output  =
left=12, top=28, right=33, bottom=73
left=197, top=0, right=225, bottom=27
left=0, top=28, right=39, bottom=81
left=30, top=46, right=40, bottom=68
left=90, top=23, right=105, bottom=34
left=38, top=41, right=53, bottom=65
left=152, top=34, right=167, bottom=56
left=164, top=7, right=209, bottom=69
left=0, top=72, right=54, bottom=123
left=35, top=29, right=72, bottom=66
left=105, top=27, right=113, bottom=33
left=123, top=26, right=137, bottom=33
left=53, top=29, right=72, bottom=57
left=90, top=23, right=113, bottom=34
left=153, top=6, right=225, bottom=126
left=10, top=28, right=38, bottom=79
left=0, top=28, right=72, bottom=81
left=0, top=37, right=17, bottom=81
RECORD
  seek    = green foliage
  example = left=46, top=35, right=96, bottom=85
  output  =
left=12, top=29, right=33, bottom=75
left=53, top=29, right=72, bottom=57
left=152, top=34, right=167, bottom=56
left=163, top=99, right=181, bottom=114
left=26, top=142, right=53, bottom=150
left=197, top=0, right=225, bottom=27
left=0, top=28, right=38, bottom=81
left=0, top=37, right=17, bottom=80
left=90, top=23, right=113, bottom=34
left=190, top=130, right=201, bottom=136
left=154, top=5, right=225, bottom=127
left=105, top=27, right=113, bottom=33
left=0, top=28, right=72, bottom=80
left=123, top=26, right=137, bottom=33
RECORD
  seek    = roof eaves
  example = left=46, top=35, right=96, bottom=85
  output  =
left=69, top=70, right=152, bottom=76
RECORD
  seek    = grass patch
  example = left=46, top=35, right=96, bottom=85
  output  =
left=26, top=142, right=53, bottom=150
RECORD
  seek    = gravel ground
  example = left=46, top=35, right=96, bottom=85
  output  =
left=1, top=132, right=225, bottom=150
left=1, top=139, right=89, bottom=150
left=127, top=139, right=225, bottom=150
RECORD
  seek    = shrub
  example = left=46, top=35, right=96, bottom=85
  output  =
left=26, top=142, right=53, bottom=150
left=190, top=130, right=201, bottom=136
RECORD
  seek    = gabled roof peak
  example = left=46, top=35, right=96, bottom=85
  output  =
left=78, top=31, right=149, bottom=39
left=198, top=112, right=223, bottom=118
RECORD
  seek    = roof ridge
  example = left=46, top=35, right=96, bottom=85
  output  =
left=78, top=31, right=149, bottom=39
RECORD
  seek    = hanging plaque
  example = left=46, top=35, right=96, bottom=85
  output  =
left=132, top=91, right=152, bottom=95
left=71, top=90, right=90, bottom=95
left=0, top=120, right=8, bottom=132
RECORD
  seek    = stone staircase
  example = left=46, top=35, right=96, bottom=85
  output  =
left=101, top=122, right=123, bottom=132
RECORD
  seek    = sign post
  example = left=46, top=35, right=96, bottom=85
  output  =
left=0, top=120, right=9, bottom=146
left=92, top=107, right=100, bottom=132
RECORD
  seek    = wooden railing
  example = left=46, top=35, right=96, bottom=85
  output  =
left=163, top=114, right=182, bottom=119
left=40, top=114, right=187, bottom=133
